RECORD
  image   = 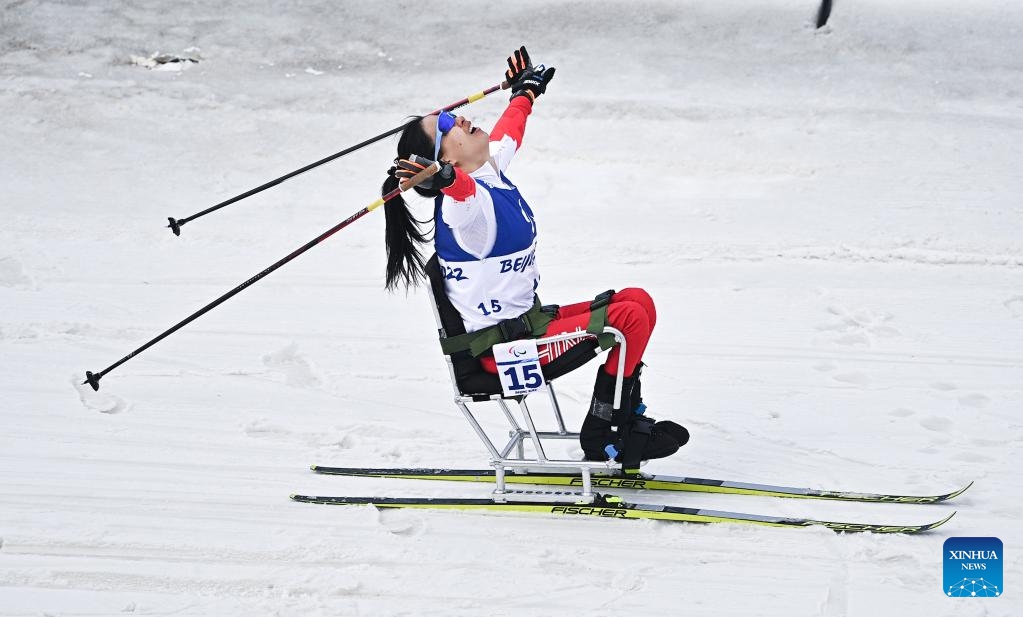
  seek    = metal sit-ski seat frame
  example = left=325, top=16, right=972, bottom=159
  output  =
left=426, top=283, right=627, bottom=504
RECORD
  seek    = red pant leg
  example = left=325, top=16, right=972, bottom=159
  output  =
left=540, top=288, right=655, bottom=326
left=611, top=288, right=656, bottom=332
left=479, top=288, right=656, bottom=377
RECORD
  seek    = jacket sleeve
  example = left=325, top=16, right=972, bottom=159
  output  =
left=489, top=97, right=533, bottom=173
left=440, top=167, right=478, bottom=202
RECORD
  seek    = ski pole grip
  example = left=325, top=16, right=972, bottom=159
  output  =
left=398, top=161, right=441, bottom=193
left=374, top=162, right=441, bottom=210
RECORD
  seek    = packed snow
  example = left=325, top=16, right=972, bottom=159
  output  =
left=1, top=0, right=1021, bottom=615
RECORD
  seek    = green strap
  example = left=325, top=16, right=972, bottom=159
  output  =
left=439, top=328, right=479, bottom=356
left=439, top=290, right=616, bottom=357
left=440, top=298, right=554, bottom=358
left=587, top=290, right=617, bottom=350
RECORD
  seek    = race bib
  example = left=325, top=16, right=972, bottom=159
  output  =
left=493, top=339, right=547, bottom=397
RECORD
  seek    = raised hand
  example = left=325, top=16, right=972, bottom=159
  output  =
left=505, top=45, right=532, bottom=85
left=394, top=155, right=455, bottom=191
left=510, top=65, right=556, bottom=103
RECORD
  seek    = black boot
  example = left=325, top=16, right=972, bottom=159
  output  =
left=629, top=363, right=690, bottom=447
left=580, top=367, right=681, bottom=466
left=579, top=412, right=615, bottom=461
left=579, top=367, right=628, bottom=460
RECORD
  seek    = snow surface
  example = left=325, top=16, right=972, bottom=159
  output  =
left=2, top=0, right=1022, bottom=615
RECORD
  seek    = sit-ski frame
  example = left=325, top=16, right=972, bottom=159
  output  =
left=428, top=284, right=628, bottom=505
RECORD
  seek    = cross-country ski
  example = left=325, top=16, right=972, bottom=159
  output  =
left=308, top=465, right=973, bottom=504
left=290, top=492, right=957, bottom=534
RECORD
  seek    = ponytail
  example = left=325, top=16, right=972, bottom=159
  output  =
left=382, top=117, right=441, bottom=291
left=383, top=172, right=431, bottom=291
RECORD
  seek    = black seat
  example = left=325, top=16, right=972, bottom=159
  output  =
left=426, top=254, right=599, bottom=398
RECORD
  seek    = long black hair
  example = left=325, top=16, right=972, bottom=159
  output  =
left=383, top=116, right=441, bottom=291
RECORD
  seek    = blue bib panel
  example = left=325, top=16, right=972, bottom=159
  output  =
left=434, top=173, right=540, bottom=333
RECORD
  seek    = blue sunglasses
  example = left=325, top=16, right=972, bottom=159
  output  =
left=434, top=110, right=456, bottom=160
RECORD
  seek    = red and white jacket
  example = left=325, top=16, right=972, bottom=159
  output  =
left=433, top=97, right=540, bottom=333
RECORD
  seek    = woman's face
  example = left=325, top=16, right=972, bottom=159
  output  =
left=423, top=114, right=490, bottom=171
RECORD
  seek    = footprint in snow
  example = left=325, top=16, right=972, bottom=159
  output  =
left=243, top=418, right=294, bottom=438
left=1004, top=296, right=1023, bottom=318
left=832, top=372, right=869, bottom=386
left=970, top=437, right=1006, bottom=447
left=919, top=416, right=952, bottom=432
left=262, top=343, right=322, bottom=388
left=612, top=571, right=646, bottom=592
left=951, top=450, right=994, bottom=463
left=0, top=256, right=34, bottom=289
left=815, top=304, right=901, bottom=347
left=70, top=374, right=128, bottom=414
left=958, top=393, right=990, bottom=408
left=378, top=510, right=426, bottom=536
left=832, top=332, right=870, bottom=346
left=316, top=427, right=359, bottom=450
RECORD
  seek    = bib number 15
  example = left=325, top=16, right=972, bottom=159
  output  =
left=477, top=299, right=502, bottom=316
left=503, top=364, right=542, bottom=391
left=493, top=339, right=546, bottom=396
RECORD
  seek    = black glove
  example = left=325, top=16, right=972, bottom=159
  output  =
left=510, top=65, right=556, bottom=103
left=394, top=155, right=455, bottom=191
left=504, top=45, right=532, bottom=85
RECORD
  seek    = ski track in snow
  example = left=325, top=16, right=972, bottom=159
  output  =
left=2, top=0, right=1022, bottom=615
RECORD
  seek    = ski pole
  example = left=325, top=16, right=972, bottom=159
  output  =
left=166, top=81, right=509, bottom=236
left=85, top=162, right=441, bottom=391
left=816, top=0, right=833, bottom=28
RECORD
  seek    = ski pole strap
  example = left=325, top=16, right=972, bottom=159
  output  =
left=439, top=297, right=554, bottom=358
left=587, top=289, right=617, bottom=351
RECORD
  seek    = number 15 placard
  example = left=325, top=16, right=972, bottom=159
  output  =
left=493, top=339, right=547, bottom=397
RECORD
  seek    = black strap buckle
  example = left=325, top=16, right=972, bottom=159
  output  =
left=497, top=316, right=530, bottom=341
left=590, top=289, right=615, bottom=311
